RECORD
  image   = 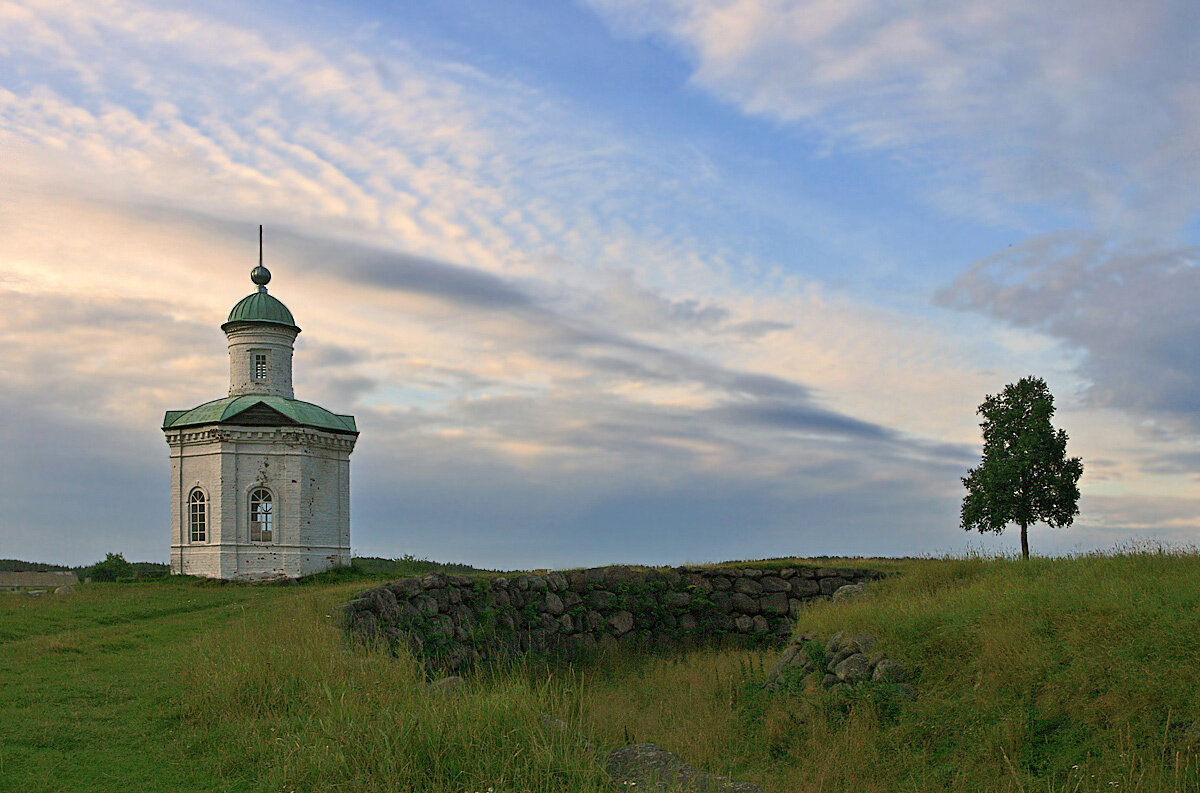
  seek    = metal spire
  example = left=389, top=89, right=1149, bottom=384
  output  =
left=250, top=224, right=271, bottom=292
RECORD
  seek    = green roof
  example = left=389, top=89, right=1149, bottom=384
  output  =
left=163, top=395, right=357, bottom=435
left=222, top=291, right=299, bottom=331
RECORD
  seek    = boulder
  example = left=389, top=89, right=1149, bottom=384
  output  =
left=831, top=583, right=867, bottom=602
left=365, top=587, right=399, bottom=623
left=664, top=591, right=692, bottom=608
left=849, top=633, right=877, bottom=653
left=387, top=578, right=422, bottom=598
left=789, top=578, right=821, bottom=597
left=585, top=590, right=615, bottom=610
left=605, top=743, right=764, bottom=793
left=819, top=576, right=852, bottom=595
left=54, top=585, right=75, bottom=596
left=872, top=658, right=908, bottom=683
left=827, top=646, right=858, bottom=670
left=763, top=643, right=817, bottom=692
left=833, top=653, right=871, bottom=683
left=544, top=591, right=565, bottom=615
left=760, top=576, right=790, bottom=593
left=604, top=566, right=647, bottom=588
left=709, top=591, right=733, bottom=613
left=608, top=611, right=635, bottom=636
left=729, top=593, right=759, bottom=614
left=732, top=577, right=764, bottom=595
left=540, top=612, right=561, bottom=634
left=413, top=595, right=439, bottom=616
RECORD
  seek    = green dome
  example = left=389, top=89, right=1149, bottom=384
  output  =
left=222, top=291, right=299, bottom=331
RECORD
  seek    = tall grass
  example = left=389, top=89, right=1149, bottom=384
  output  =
left=9, top=550, right=1200, bottom=792
left=179, top=587, right=610, bottom=793
left=565, top=551, right=1200, bottom=792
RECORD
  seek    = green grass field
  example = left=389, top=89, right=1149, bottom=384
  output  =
left=3, top=550, right=1199, bottom=792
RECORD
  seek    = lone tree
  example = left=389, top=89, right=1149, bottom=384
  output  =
left=961, top=375, right=1083, bottom=559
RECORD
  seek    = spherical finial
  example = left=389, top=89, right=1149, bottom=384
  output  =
left=251, top=265, right=271, bottom=291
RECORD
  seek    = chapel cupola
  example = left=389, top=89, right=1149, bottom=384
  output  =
left=162, top=225, right=358, bottom=581
left=220, top=240, right=300, bottom=399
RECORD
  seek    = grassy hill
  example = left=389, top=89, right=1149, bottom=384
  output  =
left=1, top=550, right=1198, bottom=792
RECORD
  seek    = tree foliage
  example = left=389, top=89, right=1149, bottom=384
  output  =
left=961, top=376, right=1083, bottom=559
left=89, top=552, right=132, bottom=582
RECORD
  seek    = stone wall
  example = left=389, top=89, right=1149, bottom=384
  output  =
left=342, top=564, right=885, bottom=673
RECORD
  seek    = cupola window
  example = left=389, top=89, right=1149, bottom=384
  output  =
left=252, top=353, right=268, bottom=381
left=188, top=489, right=207, bottom=543
left=249, top=488, right=273, bottom=542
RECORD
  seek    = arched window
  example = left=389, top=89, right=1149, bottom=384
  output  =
left=188, top=489, right=207, bottom=543
left=249, top=488, right=273, bottom=542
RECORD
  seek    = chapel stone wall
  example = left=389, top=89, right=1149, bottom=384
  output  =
left=167, top=425, right=353, bottom=580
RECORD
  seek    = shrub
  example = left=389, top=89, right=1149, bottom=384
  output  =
left=89, top=552, right=132, bottom=582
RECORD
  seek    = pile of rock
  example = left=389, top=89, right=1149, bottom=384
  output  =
left=605, top=743, right=764, bottom=793
left=764, top=631, right=914, bottom=699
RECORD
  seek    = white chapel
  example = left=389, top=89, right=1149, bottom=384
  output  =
left=163, top=237, right=358, bottom=579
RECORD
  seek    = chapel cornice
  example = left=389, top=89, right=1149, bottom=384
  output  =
left=164, top=425, right=357, bottom=452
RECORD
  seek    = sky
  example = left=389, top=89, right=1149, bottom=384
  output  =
left=2, top=0, right=1199, bottom=568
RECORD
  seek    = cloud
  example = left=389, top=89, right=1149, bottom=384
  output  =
left=5, top=0, right=1198, bottom=566
left=0, top=197, right=984, bottom=566
left=937, top=234, right=1200, bottom=433
left=584, top=0, right=1200, bottom=235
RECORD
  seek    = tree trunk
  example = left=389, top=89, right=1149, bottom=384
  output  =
left=1020, top=521, right=1029, bottom=560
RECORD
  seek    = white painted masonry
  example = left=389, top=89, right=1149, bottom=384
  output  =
left=164, top=263, right=357, bottom=580
left=225, top=323, right=298, bottom=399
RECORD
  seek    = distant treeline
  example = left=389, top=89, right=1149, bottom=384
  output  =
left=351, top=555, right=493, bottom=576
left=0, top=559, right=75, bottom=573
left=0, top=558, right=169, bottom=576
left=0, top=555, right=487, bottom=580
